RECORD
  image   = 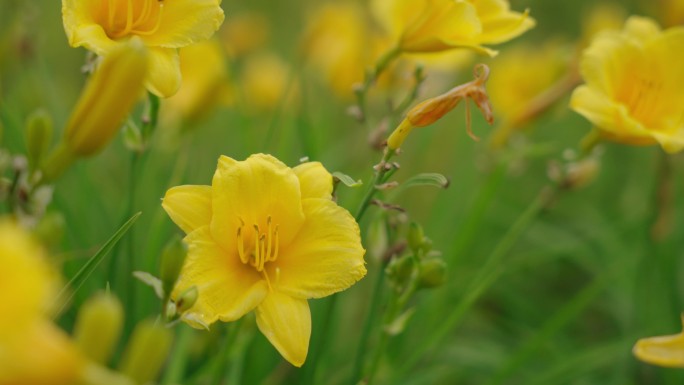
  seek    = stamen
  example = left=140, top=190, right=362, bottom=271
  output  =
left=258, top=235, right=266, bottom=271
left=271, top=225, right=279, bottom=262
left=253, top=224, right=260, bottom=269
left=266, top=217, right=272, bottom=264
left=132, top=0, right=152, bottom=29
left=237, top=227, right=247, bottom=264
left=107, top=0, right=116, bottom=32
left=130, top=2, right=164, bottom=36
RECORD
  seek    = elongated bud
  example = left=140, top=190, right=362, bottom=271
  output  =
left=387, top=64, right=493, bottom=150
left=406, top=222, right=425, bottom=255
left=25, top=109, right=53, bottom=170
left=73, top=292, right=124, bottom=364
left=176, top=286, right=198, bottom=314
left=118, top=319, right=173, bottom=384
left=160, top=235, right=188, bottom=298
left=418, top=257, right=447, bottom=289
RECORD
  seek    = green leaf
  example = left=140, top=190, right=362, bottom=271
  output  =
left=54, top=212, right=142, bottom=317
left=133, top=271, right=164, bottom=299
left=332, top=171, right=363, bottom=188
left=400, top=173, right=450, bottom=190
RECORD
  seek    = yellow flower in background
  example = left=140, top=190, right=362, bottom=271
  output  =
left=580, top=2, right=626, bottom=46
left=162, top=154, right=366, bottom=366
left=62, top=0, right=224, bottom=97
left=161, top=39, right=232, bottom=127
left=241, top=52, right=297, bottom=112
left=301, top=2, right=385, bottom=98
left=221, top=11, right=270, bottom=58
left=570, top=17, right=684, bottom=153
left=0, top=221, right=84, bottom=385
left=371, top=0, right=535, bottom=56
left=633, top=316, right=684, bottom=367
left=657, top=0, right=684, bottom=27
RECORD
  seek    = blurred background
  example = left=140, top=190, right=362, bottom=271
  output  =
left=1, top=0, right=683, bottom=384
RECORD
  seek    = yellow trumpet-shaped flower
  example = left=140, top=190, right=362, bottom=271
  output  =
left=633, top=315, right=684, bottom=367
left=0, top=221, right=84, bottom=385
left=371, top=0, right=535, bottom=56
left=162, top=154, right=366, bottom=366
left=570, top=16, right=684, bottom=153
left=62, top=0, right=225, bottom=97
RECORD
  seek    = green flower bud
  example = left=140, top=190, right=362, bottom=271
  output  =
left=407, top=222, right=425, bottom=254
left=73, top=291, right=124, bottom=364
left=386, top=255, right=413, bottom=288
left=160, top=235, right=188, bottom=298
left=25, top=109, right=53, bottom=170
left=418, top=257, right=447, bottom=289
left=176, top=285, right=198, bottom=314
left=118, top=319, right=174, bottom=384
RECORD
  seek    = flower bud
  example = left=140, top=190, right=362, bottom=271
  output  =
left=406, top=222, right=425, bottom=254
left=160, top=235, right=188, bottom=298
left=418, top=257, right=447, bottom=289
left=118, top=319, right=173, bottom=384
left=25, top=109, right=53, bottom=170
left=386, top=255, right=413, bottom=288
left=73, top=291, right=124, bottom=364
left=175, top=286, right=198, bottom=314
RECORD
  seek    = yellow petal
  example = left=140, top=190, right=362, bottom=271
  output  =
left=255, top=291, right=311, bottom=367
left=478, top=9, right=536, bottom=45
left=61, top=0, right=116, bottom=54
left=140, top=0, right=225, bottom=48
left=210, top=154, right=305, bottom=253
left=274, top=198, right=366, bottom=299
left=162, top=185, right=212, bottom=234
left=634, top=320, right=684, bottom=368
left=146, top=47, right=182, bottom=98
left=293, top=162, right=333, bottom=200
left=401, top=1, right=483, bottom=53
left=174, top=227, right=268, bottom=327
left=623, top=16, right=662, bottom=44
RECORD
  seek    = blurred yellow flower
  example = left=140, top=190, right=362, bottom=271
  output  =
left=240, top=52, right=297, bottom=111
left=162, top=39, right=232, bottom=126
left=657, top=0, right=684, bottom=27
left=633, top=315, right=684, bottom=367
left=580, top=2, right=626, bottom=45
left=0, top=221, right=84, bottom=385
left=371, top=0, right=535, bottom=56
left=570, top=16, right=684, bottom=153
left=162, top=154, right=366, bottom=366
left=221, top=11, right=270, bottom=58
left=62, top=0, right=225, bottom=97
left=301, top=2, right=385, bottom=98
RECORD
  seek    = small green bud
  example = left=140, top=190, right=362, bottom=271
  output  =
left=407, top=222, right=425, bottom=254
left=176, top=285, right=198, bottom=314
left=418, top=257, right=447, bottom=289
left=25, top=109, right=53, bottom=170
left=385, top=255, right=413, bottom=288
left=160, top=235, right=188, bottom=297
left=73, top=291, right=124, bottom=364
left=33, top=211, right=66, bottom=249
left=118, top=319, right=174, bottom=384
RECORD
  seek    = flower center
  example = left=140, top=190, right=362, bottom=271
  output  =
left=236, top=216, right=280, bottom=273
left=103, top=0, right=165, bottom=39
left=619, top=75, right=664, bottom=128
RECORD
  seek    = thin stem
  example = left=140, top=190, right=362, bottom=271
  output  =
left=355, top=149, right=395, bottom=221
left=355, top=47, right=401, bottom=126
left=161, top=325, right=193, bottom=384
left=211, top=319, right=244, bottom=385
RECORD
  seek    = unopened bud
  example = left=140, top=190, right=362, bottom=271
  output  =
left=407, top=222, right=425, bottom=254
left=160, top=235, right=188, bottom=297
left=25, top=109, right=53, bottom=170
left=176, top=286, right=198, bottom=314
left=563, top=157, right=600, bottom=190
left=118, top=319, right=174, bottom=384
left=74, top=292, right=124, bottom=364
left=386, top=255, right=413, bottom=288
left=418, top=257, right=447, bottom=289
left=33, top=211, right=66, bottom=249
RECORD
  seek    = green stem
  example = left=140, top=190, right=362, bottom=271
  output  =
left=355, top=149, right=395, bottom=221
left=161, top=325, right=193, bottom=385
left=355, top=47, right=401, bottom=126
left=211, top=319, right=244, bottom=385
left=395, top=185, right=557, bottom=379
left=40, top=142, right=77, bottom=182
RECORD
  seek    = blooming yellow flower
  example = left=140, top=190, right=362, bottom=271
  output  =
left=0, top=221, right=84, bottom=385
left=570, top=16, right=684, bottom=153
left=62, top=0, right=225, bottom=97
left=371, top=0, right=535, bottom=56
left=240, top=52, right=298, bottom=112
left=633, top=315, right=684, bottom=367
left=162, top=154, right=366, bottom=366
left=161, top=39, right=232, bottom=126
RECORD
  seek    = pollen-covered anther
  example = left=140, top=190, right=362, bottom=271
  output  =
left=236, top=216, right=280, bottom=273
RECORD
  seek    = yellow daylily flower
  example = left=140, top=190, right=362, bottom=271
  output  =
left=633, top=315, right=684, bottom=367
left=371, top=0, right=535, bottom=56
left=240, top=52, right=298, bottom=112
left=161, top=39, right=232, bottom=127
left=570, top=16, right=684, bottom=153
left=62, top=0, right=225, bottom=97
left=0, top=221, right=84, bottom=385
left=162, top=154, right=366, bottom=366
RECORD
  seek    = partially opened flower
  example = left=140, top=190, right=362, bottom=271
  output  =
left=162, top=154, right=366, bottom=366
left=570, top=16, right=684, bottom=153
left=62, top=0, right=225, bottom=97
left=371, top=0, right=535, bottom=56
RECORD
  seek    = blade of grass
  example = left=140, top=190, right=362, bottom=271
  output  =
left=54, top=211, right=142, bottom=317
